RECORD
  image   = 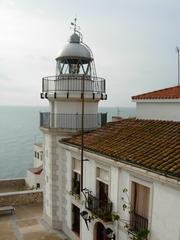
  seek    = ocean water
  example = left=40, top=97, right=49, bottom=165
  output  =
left=0, top=106, right=135, bottom=179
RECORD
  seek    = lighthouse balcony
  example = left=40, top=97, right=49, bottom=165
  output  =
left=40, top=112, right=107, bottom=130
left=41, top=75, right=106, bottom=100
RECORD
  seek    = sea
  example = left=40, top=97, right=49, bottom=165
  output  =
left=0, top=106, right=135, bottom=179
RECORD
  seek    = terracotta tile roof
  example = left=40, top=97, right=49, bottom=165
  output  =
left=132, top=86, right=180, bottom=100
left=29, top=165, right=43, bottom=175
left=62, top=119, right=180, bottom=180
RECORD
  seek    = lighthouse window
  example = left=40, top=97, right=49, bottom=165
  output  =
left=69, top=63, right=79, bottom=74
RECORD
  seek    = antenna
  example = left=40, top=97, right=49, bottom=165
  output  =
left=176, top=46, right=179, bottom=86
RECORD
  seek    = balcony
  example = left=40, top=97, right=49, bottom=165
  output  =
left=129, top=212, right=149, bottom=237
left=84, top=191, right=113, bottom=221
left=42, top=75, right=106, bottom=94
left=40, top=112, right=107, bottom=130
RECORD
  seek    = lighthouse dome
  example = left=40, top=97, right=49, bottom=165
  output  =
left=56, top=33, right=93, bottom=63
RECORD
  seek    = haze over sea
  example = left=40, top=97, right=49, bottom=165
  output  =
left=0, top=106, right=135, bottom=179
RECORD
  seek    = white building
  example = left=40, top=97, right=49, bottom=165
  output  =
left=26, top=143, right=43, bottom=189
left=132, top=86, right=180, bottom=121
left=40, top=23, right=180, bottom=240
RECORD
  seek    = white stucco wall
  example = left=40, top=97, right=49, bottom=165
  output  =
left=33, top=144, right=43, bottom=167
left=51, top=101, right=98, bottom=114
left=26, top=170, right=43, bottom=189
left=117, top=172, right=180, bottom=240
left=84, top=159, right=96, bottom=193
left=43, top=139, right=180, bottom=240
left=65, top=149, right=73, bottom=230
left=151, top=182, right=180, bottom=240
left=136, top=102, right=180, bottom=121
left=44, top=133, right=52, bottom=218
left=110, top=166, right=119, bottom=212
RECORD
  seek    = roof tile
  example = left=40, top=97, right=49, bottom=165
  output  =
left=62, top=119, right=180, bottom=179
left=132, top=86, right=180, bottom=100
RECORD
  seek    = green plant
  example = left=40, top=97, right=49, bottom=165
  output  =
left=91, top=214, right=98, bottom=220
left=123, top=188, right=128, bottom=193
left=133, top=229, right=150, bottom=240
left=121, top=188, right=150, bottom=239
left=123, top=203, right=127, bottom=211
left=111, top=212, right=120, bottom=221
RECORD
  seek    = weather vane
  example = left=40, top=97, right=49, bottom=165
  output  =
left=71, top=17, right=80, bottom=33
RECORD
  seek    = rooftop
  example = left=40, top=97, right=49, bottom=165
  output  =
left=132, top=85, right=180, bottom=100
left=62, top=119, right=180, bottom=180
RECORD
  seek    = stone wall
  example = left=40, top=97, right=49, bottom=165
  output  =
left=0, top=190, right=43, bottom=206
left=0, top=178, right=25, bottom=188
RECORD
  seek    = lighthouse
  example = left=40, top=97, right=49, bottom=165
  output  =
left=40, top=20, right=107, bottom=231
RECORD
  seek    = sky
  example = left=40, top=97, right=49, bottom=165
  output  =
left=0, top=0, right=180, bottom=107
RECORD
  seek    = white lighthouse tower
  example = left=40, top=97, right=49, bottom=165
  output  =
left=40, top=20, right=107, bottom=232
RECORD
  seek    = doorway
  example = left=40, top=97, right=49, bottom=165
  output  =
left=94, top=222, right=107, bottom=240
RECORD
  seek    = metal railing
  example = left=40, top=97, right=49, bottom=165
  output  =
left=40, top=112, right=107, bottom=130
left=129, top=212, right=148, bottom=233
left=42, top=75, right=106, bottom=94
left=85, top=192, right=113, bottom=221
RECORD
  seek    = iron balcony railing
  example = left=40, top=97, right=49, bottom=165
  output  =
left=129, top=212, right=149, bottom=234
left=42, top=75, right=106, bottom=94
left=85, top=192, right=113, bottom=221
left=40, top=112, right=107, bottom=130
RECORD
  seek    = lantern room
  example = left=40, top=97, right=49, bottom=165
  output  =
left=56, top=32, right=95, bottom=76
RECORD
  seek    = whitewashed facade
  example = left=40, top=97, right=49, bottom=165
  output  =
left=49, top=141, right=180, bottom=240
left=132, top=86, right=180, bottom=121
left=26, top=143, right=43, bottom=189
left=135, top=100, right=180, bottom=121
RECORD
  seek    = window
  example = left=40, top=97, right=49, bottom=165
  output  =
left=72, top=158, right=81, bottom=196
left=72, top=204, right=80, bottom=236
left=96, top=180, right=108, bottom=202
left=96, top=167, right=109, bottom=201
left=130, top=182, right=149, bottom=233
left=87, top=167, right=112, bottom=221
left=72, top=172, right=80, bottom=195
